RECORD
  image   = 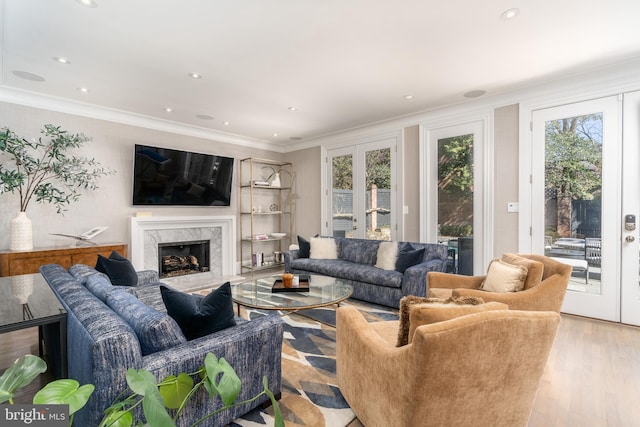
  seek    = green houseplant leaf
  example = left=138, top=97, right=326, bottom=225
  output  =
left=99, top=409, right=134, bottom=427
left=158, top=373, right=194, bottom=410
left=263, top=376, right=285, bottom=427
left=125, top=368, right=174, bottom=427
left=203, top=354, right=241, bottom=407
left=0, top=354, right=47, bottom=403
left=33, top=379, right=94, bottom=416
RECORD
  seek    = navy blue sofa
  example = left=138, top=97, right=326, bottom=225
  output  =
left=284, top=237, right=448, bottom=308
left=40, top=263, right=283, bottom=427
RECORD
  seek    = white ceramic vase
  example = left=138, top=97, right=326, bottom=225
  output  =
left=270, top=172, right=281, bottom=188
left=10, top=211, right=34, bottom=251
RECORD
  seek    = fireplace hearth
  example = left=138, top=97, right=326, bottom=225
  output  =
left=158, top=240, right=210, bottom=278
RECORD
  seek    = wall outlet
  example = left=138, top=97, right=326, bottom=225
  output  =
left=507, top=202, right=519, bottom=213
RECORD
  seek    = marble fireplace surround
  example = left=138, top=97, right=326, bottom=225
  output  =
left=129, top=216, right=236, bottom=279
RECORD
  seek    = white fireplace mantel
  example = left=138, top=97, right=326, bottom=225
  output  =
left=130, top=216, right=236, bottom=276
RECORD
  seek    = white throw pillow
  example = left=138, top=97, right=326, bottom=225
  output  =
left=375, top=241, right=398, bottom=270
left=310, top=237, right=338, bottom=259
left=481, top=259, right=528, bottom=292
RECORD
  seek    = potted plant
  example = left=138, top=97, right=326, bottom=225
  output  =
left=0, top=354, right=284, bottom=427
left=0, top=124, right=113, bottom=250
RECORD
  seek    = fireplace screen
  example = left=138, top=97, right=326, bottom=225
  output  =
left=158, top=240, right=210, bottom=278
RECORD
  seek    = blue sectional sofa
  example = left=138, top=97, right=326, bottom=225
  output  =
left=40, top=263, right=284, bottom=427
left=284, top=237, right=448, bottom=308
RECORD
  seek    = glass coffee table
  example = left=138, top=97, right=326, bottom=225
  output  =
left=231, top=274, right=353, bottom=317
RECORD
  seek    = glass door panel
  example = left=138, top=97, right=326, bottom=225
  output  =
left=532, top=96, right=620, bottom=321
left=364, top=147, right=392, bottom=241
left=330, top=152, right=354, bottom=238
left=543, top=113, right=603, bottom=296
left=425, top=121, right=485, bottom=275
left=437, top=134, right=474, bottom=274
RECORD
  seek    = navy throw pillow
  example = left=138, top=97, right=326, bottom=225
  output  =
left=95, top=251, right=138, bottom=286
left=298, top=235, right=311, bottom=258
left=395, top=248, right=425, bottom=273
left=160, top=282, right=236, bottom=340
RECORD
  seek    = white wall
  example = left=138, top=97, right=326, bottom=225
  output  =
left=0, top=102, right=281, bottom=253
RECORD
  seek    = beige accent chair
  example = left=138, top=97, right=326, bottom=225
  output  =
left=427, top=253, right=572, bottom=312
left=336, top=306, right=560, bottom=427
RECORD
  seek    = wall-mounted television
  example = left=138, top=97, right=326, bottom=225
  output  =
left=132, top=144, right=234, bottom=206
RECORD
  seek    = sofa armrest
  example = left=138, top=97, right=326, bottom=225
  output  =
left=402, top=259, right=449, bottom=298
left=136, top=270, right=160, bottom=287
left=284, top=249, right=301, bottom=271
left=426, top=271, right=485, bottom=290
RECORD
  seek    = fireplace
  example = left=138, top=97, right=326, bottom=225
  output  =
left=158, top=240, right=210, bottom=278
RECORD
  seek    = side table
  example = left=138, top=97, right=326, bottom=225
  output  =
left=0, top=273, right=67, bottom=378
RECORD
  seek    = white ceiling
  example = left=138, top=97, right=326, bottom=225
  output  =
left=2, top=0, right=640, bottom=146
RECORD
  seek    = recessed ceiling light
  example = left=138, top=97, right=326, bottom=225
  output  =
left=164, top=107, right=173, bottom=113
left=53, top=56, right=71, bottom=64
left=188, top=72, right=203, bottom=79
left=463, top=90, right=486, bottom=98
left=77, top=87, right=90, bottom=93
left=403, top=95, right=413, bottom=99
left=501, top=8, right=520, bottom=20
left=12, top=70, right=46, bottom=82
left=76, top=0, right=98, bottom=8
left=288, top=106, right=297, bottom=111
left=223, top=121, right=230, bottom=126
left=196, top=114, right=213, bottom=120
left=273, top=133, right=279, bottom=137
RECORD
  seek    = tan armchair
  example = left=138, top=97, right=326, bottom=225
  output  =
left=336, top=306, right=560, bottom=427
left=427, top=253, right=572, bottom=312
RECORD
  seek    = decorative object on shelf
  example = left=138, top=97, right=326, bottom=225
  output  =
left=273, top=251, right=284, bottom=263
left=270, top=203, right=279, bottom=212
left=0, top=124, right=115, bottom=250
left=261, top=165, right=293, bottom=188
left=270, top=232, right=286, bottom=238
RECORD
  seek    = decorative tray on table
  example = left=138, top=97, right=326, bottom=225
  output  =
left=272, top=275, right=310, bottom=293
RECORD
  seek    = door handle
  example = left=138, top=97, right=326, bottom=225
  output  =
left=626, top=235, right=635, bottom=243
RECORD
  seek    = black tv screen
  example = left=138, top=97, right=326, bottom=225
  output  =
left=132, top=144, right=234, bottom=206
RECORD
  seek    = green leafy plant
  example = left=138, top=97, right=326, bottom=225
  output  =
left=0, top=124, right=114, bottom=213
left=0, top=353, right=284, bottom=427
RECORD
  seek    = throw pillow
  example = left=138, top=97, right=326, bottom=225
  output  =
left=105, top=289, right=187, bottom=356
left=396, top=295, right=486, bottom=346
left=297, top=235, right=311, bottom=258
left=395, top=247, right=425, bottom=273
left=375, top=241, right=399, bottom=270
left=95, top=251, right=139, bottom=286
left=480, top=259, right=528, bottom=293
left=310, top=237, right=338, bottom=259
left=500, top=253, right=544, bottom=290
left=407, top=301, right=509, bottom=345
left=161, top=282, right=237, bottom=340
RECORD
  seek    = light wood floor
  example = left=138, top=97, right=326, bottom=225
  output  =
left=3, top=315, right=640, bottom=426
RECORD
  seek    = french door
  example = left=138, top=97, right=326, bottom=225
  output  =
left=532, top=93, right=640, bottom=325
left=325, top=138, right=396, bottom=240
left=422, top=120, right=487, bottom=275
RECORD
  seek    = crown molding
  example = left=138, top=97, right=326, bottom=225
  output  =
left=0, top=86, right=289, bottom=152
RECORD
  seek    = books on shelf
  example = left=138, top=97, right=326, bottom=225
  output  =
left=253, top=180, right=270, bottom=186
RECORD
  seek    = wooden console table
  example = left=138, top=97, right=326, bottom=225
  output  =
left=0, top=243, right=128, bottom=277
